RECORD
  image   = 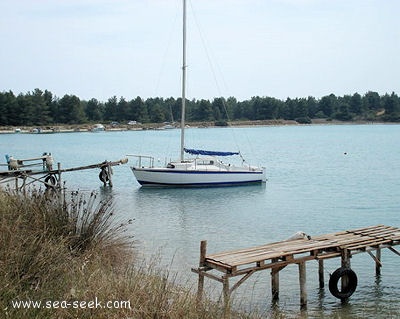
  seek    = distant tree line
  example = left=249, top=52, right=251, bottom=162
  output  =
left=0, top=89, right=399, bottom=126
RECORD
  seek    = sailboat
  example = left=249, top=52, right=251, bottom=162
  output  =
left=129, top=0, right=266, bottom=187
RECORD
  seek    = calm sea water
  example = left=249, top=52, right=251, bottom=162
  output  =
left=1, top=124, right=400, bottom=318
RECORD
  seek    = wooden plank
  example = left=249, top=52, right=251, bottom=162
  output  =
left=343, top=238, right=392, bottom=250
left=210, top=239, right=344, bottom=267
left=350, top=225, right=396, bottom=235
left=316, top=252, right=342, bottom=260
left=191, top=268, right=224, bottom=283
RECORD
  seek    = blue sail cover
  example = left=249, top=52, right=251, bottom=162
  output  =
left=184, top=148, right=239, bottom=156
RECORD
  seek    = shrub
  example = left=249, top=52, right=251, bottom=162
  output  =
left=295, top=117, right=312, bottom=124
left=0, top=190, right=259, bottom=319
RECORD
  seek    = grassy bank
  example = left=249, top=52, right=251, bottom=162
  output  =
left=0, top=190, right=260, bottom=319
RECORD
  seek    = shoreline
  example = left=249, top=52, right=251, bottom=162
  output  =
left=0, top=119, right=392, bottom=134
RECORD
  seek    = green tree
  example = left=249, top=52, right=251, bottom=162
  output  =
left=192, top=99, right=213, bottom=121
left=164, top=97, right=178, bottom=122
left=58, top=95, right=85, bottom=124
left=225, top=97, right=237, bottom=120
left=294, top=98, right=308, bottom=119
left=381, top=92, right=400, bottom=121
left=149, top=103, right=165, bottom=122
left=252, top=97, right=268, bottom=119
left=319, top=94, right=337, bottom=118
left=30, top=89, right=52, bottom=125
left=0, top=91, right=16, bottom=125
left=283, top=98, right=297, bottom=120
left=85, top=98, right=103, bottom=122
left=306, top=96, right=318, bottom=118
left=116, top=97, right=129, bottom=122
left=363, top=91, right=381, bottom=111
left=349, top=93, right=363, bottom=115
left=129, top=96, right=149, bottom=123
left=212, top=98, right=226, bottom=121
left=14, top=94, right=31, bottom=126
left=334, top=102, right=352, bottom=121
left=104, top=96, right=118, bottom=121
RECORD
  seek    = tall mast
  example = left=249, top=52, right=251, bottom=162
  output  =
left=180, top=0, right=187, bottom=161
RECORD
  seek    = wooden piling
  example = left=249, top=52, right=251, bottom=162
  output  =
left=341, top=248, right=350, bottom=296
left=107, top=164, right=113, bottom=187
left=376, top=248, right=381, bottom=276
left=298, top=262, right=307, bottom=309
left=57, top=162, right=62, bottom=188
left=318, top=260, right=324, bottom=288
left=197, top=240, right=207, bottom=303
left=271, top=259, right=280, bottom=300
left=222, top=277, right=231, bottom=319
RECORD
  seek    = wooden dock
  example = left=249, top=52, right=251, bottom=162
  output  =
left=0, top=154, right=128, bottom=191
left=192, top=225, right=400, bottom=315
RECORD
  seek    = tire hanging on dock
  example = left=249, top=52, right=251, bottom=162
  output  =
left=44, top=175, right=56, bottom=188
left=99, top=167, right=109, bottom=183
left=329, top=267, right=358, bottom=299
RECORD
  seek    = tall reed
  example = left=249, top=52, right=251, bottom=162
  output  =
left=0, top=189, right=261, bottom=318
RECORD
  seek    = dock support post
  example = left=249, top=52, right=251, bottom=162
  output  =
left=57, top=162, right=62, bottom=189
left=107, top=164, right=113, bottom=187
left=222, top=277, right=231, bottom=319
left=197, top=240, right=207, bottom=303
left=271, top=260, right=280, bottom=300
left=318, top=260, right=324, bottom=288
left=341, top=248, right=351, bottom=268
left=298, top=261, right=307, bottom=309
left=376, top=248, right=381, bottom=276
left=341, top=248, right=351, bottom=300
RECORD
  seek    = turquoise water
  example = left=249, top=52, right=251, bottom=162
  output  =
left=1, top=124, right=400, bottom=318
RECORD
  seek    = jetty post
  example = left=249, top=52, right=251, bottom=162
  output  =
left=271, top=259, right=280, bottom=301
left=341, top=248, right=351, bottom=294
left=298, top=261, right=307, bottom=309
left=196, top=240, right=207, bottom=303
left=318, top=260, right=324, bottom=288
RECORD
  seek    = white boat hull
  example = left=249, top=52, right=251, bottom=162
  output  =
left=131, top=166, right=266, bottom=187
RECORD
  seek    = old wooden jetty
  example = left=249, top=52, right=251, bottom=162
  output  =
left=0, top=153, right=128, bottom=191
left=192, top=225, right=400, bottom=314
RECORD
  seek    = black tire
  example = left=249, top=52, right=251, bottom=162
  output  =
left=44, top=175, right=56, bottom=188
left=99, top=169, right=109, bottom=183
left=329, top=267, right=358, bottom=299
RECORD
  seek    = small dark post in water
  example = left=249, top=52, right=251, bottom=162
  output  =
left=57, top=162, right=62, bottom=188
left=271, top=259, right=280, bottom=300
left=318, top=260, right=324, bottom=288
left=376, top=248, right=382, bottom=276
left=298, top=262, right=307, bottom=309
left=197, top=240, right=207, bottom=303
left=107, top=164, right=113, bottom=187
left=222, top=277, right=231, bottom=319
left=341, top=248, right=351, bottom=302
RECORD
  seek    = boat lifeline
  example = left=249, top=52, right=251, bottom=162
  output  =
left=129, top=0, right=266, bottom=187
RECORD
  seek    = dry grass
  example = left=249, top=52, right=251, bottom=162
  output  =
left=0, top=189, right=261, bottom=319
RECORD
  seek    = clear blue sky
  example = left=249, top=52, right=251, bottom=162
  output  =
left=1, top=0, right=399, bottom=102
